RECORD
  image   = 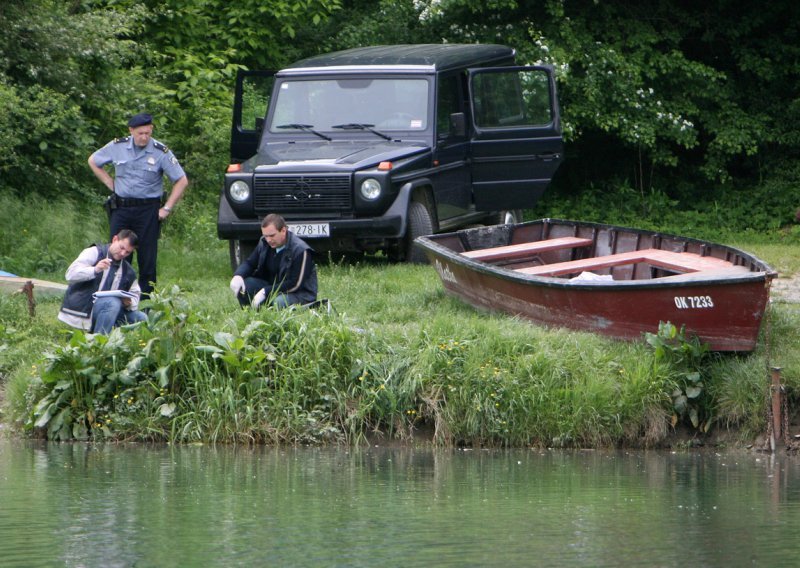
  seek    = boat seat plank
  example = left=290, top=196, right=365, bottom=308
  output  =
left=641, top=250, right=737, bottom=272
left=517, top=250, right=652, bottom=276
left=516, top=248, right=742, bottom=277
left=461, top=237, right=593, bottom=262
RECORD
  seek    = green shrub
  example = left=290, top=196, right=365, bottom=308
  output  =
left=645, top=322, right=714, bottom=432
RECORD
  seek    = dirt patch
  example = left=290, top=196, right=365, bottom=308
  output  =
left=771, top=274, right=800, bottom=303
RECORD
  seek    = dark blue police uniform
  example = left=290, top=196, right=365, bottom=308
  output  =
left=91, top=115, right=186, bottom=296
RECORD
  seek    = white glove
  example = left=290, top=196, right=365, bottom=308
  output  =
left=229, top=275, right=245, bottom=297
left=251, top=288, right=267, bottom=308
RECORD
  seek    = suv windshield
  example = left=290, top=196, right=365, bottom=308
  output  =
left=270, top=78, right=429, bottom=132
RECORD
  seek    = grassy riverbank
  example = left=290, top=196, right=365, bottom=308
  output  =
left=2, top=201, right=800, bottom=447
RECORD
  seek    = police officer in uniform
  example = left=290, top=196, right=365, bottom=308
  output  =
left=88, top=112, right=189, bottom=297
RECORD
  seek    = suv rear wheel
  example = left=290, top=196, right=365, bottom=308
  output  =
left=405, top=201, right=434, bottom=263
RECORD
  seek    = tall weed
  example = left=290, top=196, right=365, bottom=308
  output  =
left=0, top=194, right=107, bottom=277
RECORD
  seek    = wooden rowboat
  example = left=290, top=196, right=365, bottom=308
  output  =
left=415, top=218, right=777, bottom=351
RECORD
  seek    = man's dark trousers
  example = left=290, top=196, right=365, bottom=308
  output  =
left=110, top=202, right=160, bottom=296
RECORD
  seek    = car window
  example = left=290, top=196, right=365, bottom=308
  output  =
left=270, top=78, right=430, bottom=132
left=436, top=74, right=462, bottom=138
left=472, top=69, right=552, bottom=128
left=239, top=74, right=273, bottom=131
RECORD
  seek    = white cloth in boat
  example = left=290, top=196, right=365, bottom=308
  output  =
left=570, top=271, right=614, bottom=282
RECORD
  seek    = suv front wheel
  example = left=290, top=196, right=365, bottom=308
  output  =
left=405, top=201, right=434, bottom=263
left=229, top=239, right=257, bottom=272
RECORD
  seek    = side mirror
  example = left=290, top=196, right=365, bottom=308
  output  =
left=255, top=117, right=264, bottom=134
left=449, top=112, right=466, bottom=137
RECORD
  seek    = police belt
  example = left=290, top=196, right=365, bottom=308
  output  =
left=116, top=197, right=162, bottom=207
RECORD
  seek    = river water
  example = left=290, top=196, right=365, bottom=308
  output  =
left=2, top=439, right=799, bottom=567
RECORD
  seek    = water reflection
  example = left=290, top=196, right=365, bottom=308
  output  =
left=1, top=440, right=800, bottom=567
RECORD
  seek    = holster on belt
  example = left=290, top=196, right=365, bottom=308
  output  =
left=103, top=193, right=118, bottom=218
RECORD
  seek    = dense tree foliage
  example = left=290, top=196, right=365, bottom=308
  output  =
left=325, top=1, right=800, bottom=190
left=0, top=0, right=341, bottom=205
left=0, top=0, right=146, bottom=199
left=0, top=0, right=798, bottom=228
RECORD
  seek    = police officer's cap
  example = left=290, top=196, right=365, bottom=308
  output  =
left=128, top=113, right=153, bottom=128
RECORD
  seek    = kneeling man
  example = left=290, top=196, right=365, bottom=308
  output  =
left=229, top=214, right=317, bottom=308
left=58, top=229, right=147, bottom=334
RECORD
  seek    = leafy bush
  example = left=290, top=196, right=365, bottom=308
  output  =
left=645, top=322, right=714, bottom=432
left=532, top=171, right=800, bottom=243
left=22, top=286, right=400, bottom=444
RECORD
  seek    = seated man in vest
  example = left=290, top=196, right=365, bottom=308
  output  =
left=229, top=214, right=318, bottom=309
left=58, top=229, right=147, bottom=334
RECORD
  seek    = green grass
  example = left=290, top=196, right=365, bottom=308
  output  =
left=3, top=198, right=800, bottom=447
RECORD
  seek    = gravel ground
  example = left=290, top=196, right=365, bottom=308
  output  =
left=771, top=274, right=800, bottom=303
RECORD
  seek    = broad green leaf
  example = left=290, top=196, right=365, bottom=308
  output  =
left=34, top=403, right=56, bottom=428
left=54, top=388, right=74, bottom=407
left=686, top=386, right=702, bottom=399
left=40, top=370, right=59, bottom=384
left=214, top=332, right=236, bottom=349
left=104, top=328, right=126, bottom=349
left=155, top=366, right=170, bottom=388
left=48, top=406, right=68, bottom=433
left=69, top=330, right=87, bottom=347
left=159, top=403, right=176, bottom=417
left=221, top=353, right=241, bottom=367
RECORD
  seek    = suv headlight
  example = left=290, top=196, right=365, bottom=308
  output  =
left=229, top=180, right=250, bottom=202
left=360, top=178, right=382, bottom=200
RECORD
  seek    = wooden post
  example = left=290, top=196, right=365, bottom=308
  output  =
left=771, top=367, right=783, bottom=449
left=19, top=280, right=36, bottom=318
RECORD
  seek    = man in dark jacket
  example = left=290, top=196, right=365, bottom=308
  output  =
left=229, top=214, right=317, bottom=308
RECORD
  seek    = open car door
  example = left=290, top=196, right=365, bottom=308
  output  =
left=230, top=70, right=275, bottom=164
left=468, top=66, right=563, bottom=210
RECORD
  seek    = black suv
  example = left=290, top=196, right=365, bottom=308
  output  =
left=218, top=44, right=563, bottom=266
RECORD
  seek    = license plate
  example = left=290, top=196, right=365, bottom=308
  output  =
left=288, top=222, right=330, bottom=238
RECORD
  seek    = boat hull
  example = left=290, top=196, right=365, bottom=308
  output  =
left=418, top=219, right=775, bottom=351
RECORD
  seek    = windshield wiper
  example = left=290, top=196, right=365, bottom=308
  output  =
left=276, top=123, right=332, bottom=141
left=331, top=123, right=394, bottom=141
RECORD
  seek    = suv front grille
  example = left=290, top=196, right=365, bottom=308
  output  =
left=253, top=175, right=352, bottom=215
